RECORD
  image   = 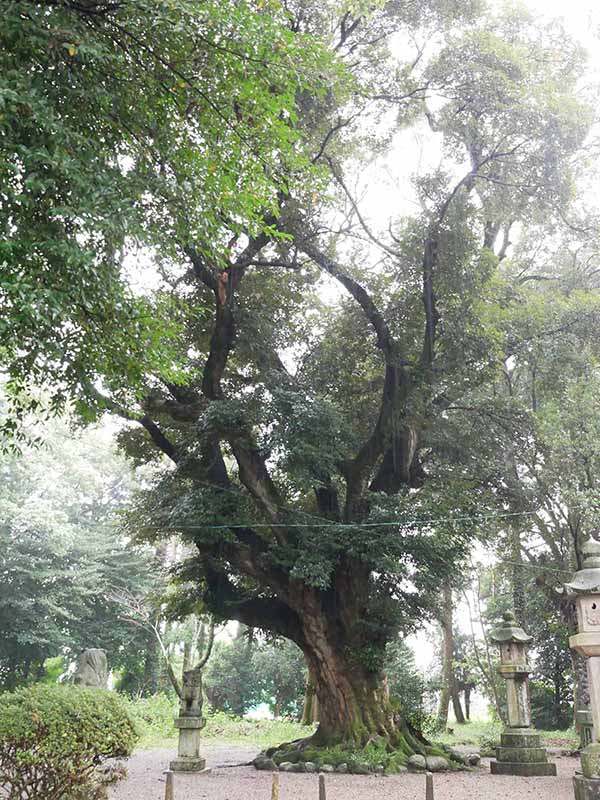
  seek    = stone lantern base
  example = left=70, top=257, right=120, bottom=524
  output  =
left=575, top=773, right=600, bottom=800
left=169, top=717, right=208, bottom=773
left=490, top=728, right=556, bottom=776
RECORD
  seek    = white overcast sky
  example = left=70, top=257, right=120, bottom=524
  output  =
left=525, top=0, right=597, bottom=33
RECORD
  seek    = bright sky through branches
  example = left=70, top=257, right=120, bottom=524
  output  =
left=523, top=0, right=597, bottom=40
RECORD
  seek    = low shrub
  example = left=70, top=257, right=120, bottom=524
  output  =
left=0, top=685, right=137, bottom=800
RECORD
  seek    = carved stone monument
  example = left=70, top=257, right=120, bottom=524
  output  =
left=489, top=611, right=556, bottom=776
left=566, top=537, right=600, bottom=799
left=72, top=649, right=108, bottom=689
left=170, top=665, right=208, bottom=773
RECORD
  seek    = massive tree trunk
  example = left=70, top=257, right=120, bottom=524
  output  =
left=280, top=572, right=424, bottom=751
left=303, top=642, right=394, bottom=746
left=209, top=562, right=426, bottom=751
left=300, top=636, right=422, bottom=751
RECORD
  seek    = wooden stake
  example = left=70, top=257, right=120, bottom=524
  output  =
left=425, top=771, right=434, bottom=800
left=271, top=772, right=280, bottom=800
left=164, top=770, right=174, bottom=800
left=319, top=772, right=326, bottom=800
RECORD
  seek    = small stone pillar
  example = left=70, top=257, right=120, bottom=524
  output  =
left=489, top=611, right=556, bottom=776
left=566, top=538, right=600, bottom=799
left=170, top=666, right=208, bottom=773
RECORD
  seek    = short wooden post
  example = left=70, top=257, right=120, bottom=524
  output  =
left=164, top=770, right=174, bottom=800
left=319, top=772, right=326, bottom=800
left=425, top=771, right=434, bottom=800
left=271, top=772, right=280, bottom=800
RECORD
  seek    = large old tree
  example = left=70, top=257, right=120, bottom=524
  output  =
left=2, top=0, right=595, bottom=749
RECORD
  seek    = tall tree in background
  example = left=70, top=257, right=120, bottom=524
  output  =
left=2, top=0, right=598, bottom=752
left=447, top=270, right=600, bottom=722
left=436, top=581, right=465, bottom=729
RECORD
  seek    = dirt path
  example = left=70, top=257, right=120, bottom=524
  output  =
left=108, top=744, right=580, bottom=800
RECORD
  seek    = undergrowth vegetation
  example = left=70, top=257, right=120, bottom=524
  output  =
left=438, top=719, right=578, bottom=754
left=123, top=695, right=579, bottom=756
left=125, top=694, right=314, bottom=749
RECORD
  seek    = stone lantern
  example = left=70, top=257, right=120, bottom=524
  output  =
left=566, top=537, right=600, bottom=798
left=170, top=666, right=209, bottom=774
left=489, top=611, right=556, bottom=776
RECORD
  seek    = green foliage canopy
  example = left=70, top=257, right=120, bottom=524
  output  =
left=0, top=0, right=333, bottom=418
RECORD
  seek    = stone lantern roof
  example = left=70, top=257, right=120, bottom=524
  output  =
left=489, top=611, right=533, bottom=645
left=564, top=538, right=600, bottom=594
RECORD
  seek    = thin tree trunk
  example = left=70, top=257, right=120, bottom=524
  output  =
left=451, top=686, right=466, bottom=725
left=463, top=581, right=504, bottom=721
left=437, top=580, right=454, bottom=729
left=510, top=526, right=525, bottom=624
left=274, top=697, right=283, bottom=719
left=301, top=672, right=319, bottom=725
left=196, top=620, right=207, bottom=661
left=182, top=639, right=192, bottom=678
left=464, top=685, right=472, bottom=721
left=553, top=659, right=562, bottom=728
left=142, top=628, right=160, bottom=695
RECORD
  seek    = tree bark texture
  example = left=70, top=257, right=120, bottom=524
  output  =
left=451, top=687, right=466, bottom=725
left=463, top=684, right=472, bottom=720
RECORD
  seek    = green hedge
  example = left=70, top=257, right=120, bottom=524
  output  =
left=0, top=685, right=137, bottom=800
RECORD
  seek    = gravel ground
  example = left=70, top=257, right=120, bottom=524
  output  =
left=108, top=745, right=580, bottom=800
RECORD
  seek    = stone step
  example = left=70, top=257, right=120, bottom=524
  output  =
left=491, top=760, right=557, bottom=776
left=500, top=730, right=541, bottom=748
left=496, top=746, right=549, bottom=763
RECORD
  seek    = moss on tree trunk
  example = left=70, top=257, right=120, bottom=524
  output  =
left=286, top=582, right=428, bottom=757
